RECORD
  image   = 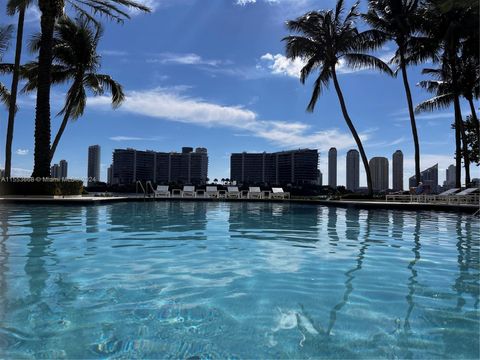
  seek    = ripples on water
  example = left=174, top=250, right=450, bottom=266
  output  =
left=0, top=202, right=478, bottom=359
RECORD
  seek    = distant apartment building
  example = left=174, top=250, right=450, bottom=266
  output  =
left=88, top=145, right=101, bottom=185
left=51, top=160, right=68, bottom=179
left=112, top=147, right=208, bottom=185
left=346, top=149, right=359, bottom=191
left=369, top=157, right=389, bottom=192
left=317, top=170, right=323, bottom=186
left=409, top=164, right=439, bottom=193
left=107, top=165, right=113, bottom=185
left=230, top=149, right=318, bottom=185
left=444, top=164, right=456, bottom=189
left=392, top=150, right=403, bottom=191
left=328, top=147, right=337, bottom=188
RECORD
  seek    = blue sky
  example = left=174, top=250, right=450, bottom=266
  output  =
left=0, top=0, right=478, bottom=188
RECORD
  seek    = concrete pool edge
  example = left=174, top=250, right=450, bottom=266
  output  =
left=0, top=196, right=478, bottom=214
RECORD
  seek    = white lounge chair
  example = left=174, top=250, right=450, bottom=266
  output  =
left=154, top=185, right=170, bottom=198
left=183, top=186, right=195, bottom=198
left=271, top=187, right=290, bottom=200
left=425, top=188, right=460, bottom=203
left=206, top=186, right=219, bottom=198
left=227, top=186, right=240, bottom=199
left=448, top=187, right=479, bottom=204
left=196, top=189, right=206, bottom=198
left=248, top=187, right=262, bottom=199
left=171, top=188, right=183, bottom=197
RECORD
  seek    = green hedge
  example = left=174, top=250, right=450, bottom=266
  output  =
left=0, top=179, right=84, bottom=196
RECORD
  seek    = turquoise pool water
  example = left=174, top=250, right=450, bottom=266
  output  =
left=0, top=202, right=478, bottom=359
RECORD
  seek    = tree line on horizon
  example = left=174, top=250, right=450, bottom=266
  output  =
left=0, top=0, right=478, bottom=197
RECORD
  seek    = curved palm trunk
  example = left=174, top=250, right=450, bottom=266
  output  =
left=399, top=51, right=421, bottom=186
left=50, top=105, right=73, bottom=162
left=32, top=0, right=60, bottom=178
left=4, top=6, right=25, bottom=178
left=455, top=99, right=470, bottom=185
left=332, top=69, right=373, bottom=196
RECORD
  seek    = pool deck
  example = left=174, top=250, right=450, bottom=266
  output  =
left=0, top=195, right=478, bottom=213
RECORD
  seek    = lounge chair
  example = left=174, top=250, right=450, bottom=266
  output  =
left=183, top=186, right=195, bottom=198
left=425, top=188, right=460, bottom=203
left=271, top=187, right=290, bottom=200
left=227, top=186, right=240, bottom=199
left=171, top=188, right=183, bottom=197
left=448, top=187, right=479, bottom=204
left=206, top=186, right=219, bottom=198
left=248, top=187, right=262, bottom=199
left=154, top=185, right=170, bottom=198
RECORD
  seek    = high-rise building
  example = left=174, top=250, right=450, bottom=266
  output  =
left=317, top=170, right=323, bottom=186
left=444, top=164, right=456, bottom=189
left=112, top=147, right=208, bottom=185
left=328, top=147, right=337, bottom=188
left=107, top=165, right=113, bottom=185
left=346, top=149, right=359, bottom=191
left=88, top=145, right=101, bottom=185
left=409, top=164, right=438, bottom=193
left=230, top=149, right=318, bottom=185
left=51, top=164, right=60, bottom=179
left=392, top=150, right=403, bottom=191
left=369, top=157, right=389, bottom=192
left=59, top=160, right=68, bottom=179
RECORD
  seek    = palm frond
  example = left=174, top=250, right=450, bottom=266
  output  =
left=307, top=67, right=331, bottom=112
left=342, top=53, right=394, bottom=76
left=85, top=73, right=125, bottom=107
left=0, top=81, right=11, bottom=109
left=415, top=94, right=453, bottom=113
left=0, top=25, right=14, bottom=56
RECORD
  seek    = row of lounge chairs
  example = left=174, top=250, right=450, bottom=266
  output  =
left=151, top=186, right=290, bottom=200
left=386, top=187, right=479, bottom=205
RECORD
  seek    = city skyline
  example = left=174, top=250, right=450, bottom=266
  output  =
left=1, top=0, right=478, bottom=186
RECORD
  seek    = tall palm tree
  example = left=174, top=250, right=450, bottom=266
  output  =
left=4, top=0, right=33, bottom=178
left=363, top=0, right=428, bottom=186
left=283, top=0, right=393, bottom=196
left=0, top=25, right=13, bottom=125
left=30, top=0, right=150, bottom=177
left=23, top=17, right=125, bottom=162
left=418, top=0, right=478, bottom=187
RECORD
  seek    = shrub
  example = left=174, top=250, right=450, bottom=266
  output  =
left=0, top=178, right=84, bottom=196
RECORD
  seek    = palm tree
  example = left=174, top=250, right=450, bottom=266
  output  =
left=283, top=0, right=393, bottom=196
left=0, top=25, right=13, bottom=126
left=417, top=0, right=478, bottom=187
left=363, top=0, right=428, bottom=186
left=416, top=63, right=472, bottom=185
left=31, top=0, right=150, bottom=177
left=4, top=0, right=33, bottom=178
left=23, top=17, right=125, bottom=162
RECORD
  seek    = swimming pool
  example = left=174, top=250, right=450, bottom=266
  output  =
left=0, top=202, right=478, bottom=358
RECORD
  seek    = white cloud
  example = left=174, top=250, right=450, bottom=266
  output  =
left=100, top=50, right=128, bottom=57
left=89, top=87, right=366, bottom=151
left=147, top=53, right=224, bottom=67
left=11, top=168, right=32, bottom=177
left=15, top=149, right=29, bottom=156
left=259, top=53, right=373, bottom=78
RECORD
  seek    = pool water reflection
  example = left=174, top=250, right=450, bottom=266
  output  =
left=0, top=202, right=478, bottom=358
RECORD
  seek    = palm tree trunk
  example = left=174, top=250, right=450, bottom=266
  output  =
left=32, top=0, right=60, bottom=178
left=453, top=95, right=464, bottom=187
left=332, top=69, right=373, bottom=196
left=4, top=6, right=25, bottom=178
left=50, top=105, right=72, bottom=162
left=455, top=99, right=470, bottom=186
left=399, top=51, right=421, bottom=186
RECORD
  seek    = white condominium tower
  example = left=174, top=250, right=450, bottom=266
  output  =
left=392, top=150, right=403, bottom=191
left=346, top=149, right=359, bottom=191
left=328, top=147, right=337, bottom=189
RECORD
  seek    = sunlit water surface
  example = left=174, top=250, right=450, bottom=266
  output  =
left=0, top=202, right=478, bottom=359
